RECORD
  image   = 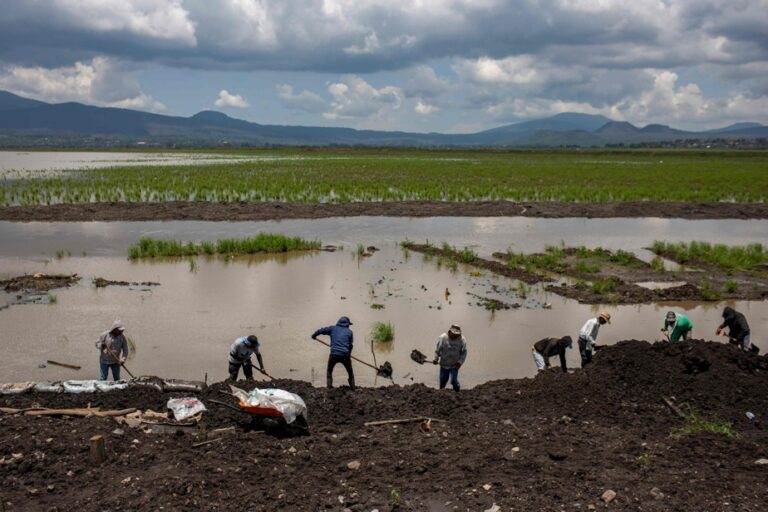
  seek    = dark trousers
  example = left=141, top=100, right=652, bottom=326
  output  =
left=327, top=354, right=355, bottom=389
left=578, top=337, right=593, bottom=367
left=439, top=367, right=460, bottom=391
left=99, top=362, right=121, bottom=381
left=228, top=361, right=253, bottom=381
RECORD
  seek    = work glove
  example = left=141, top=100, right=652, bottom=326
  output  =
left=454, top=362, right=462, bottom=369
left=432, top=358, right=439, bottom=365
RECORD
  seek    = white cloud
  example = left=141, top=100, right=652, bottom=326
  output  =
left=324, top=75, right=402, bottom=120
left=414, top=99, right=438, bottom=115
left=0, top=57, right=166, bottom=112
left=276, top=84, right=326, bottom=112
left=214, top=89, right=250, bottom=108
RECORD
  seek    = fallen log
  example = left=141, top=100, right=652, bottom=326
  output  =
left=47, top=359, right=82, bottom=370
left=364, top=417, right=446, bottom=427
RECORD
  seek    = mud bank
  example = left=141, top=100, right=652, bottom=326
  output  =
left=1, top=200, right=768, bottom=222
left=1, top=340, right=767, bottom=511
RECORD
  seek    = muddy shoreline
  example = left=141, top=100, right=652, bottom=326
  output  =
left=1, top=200, right=767, bottom=222
left=1, top=340, right=767, bottom=511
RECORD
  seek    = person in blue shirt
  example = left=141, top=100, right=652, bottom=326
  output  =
left=312, top=316, right=355, bottom=390
left=228, top=335, right=265, bottom=381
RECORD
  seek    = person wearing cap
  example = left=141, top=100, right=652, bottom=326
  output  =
left=95, top=320, right=129, bottom=381
left=432, top=324, right=468, bottom=391
left=532, top=336, right=573, bottom=373
left=312, top=316, right=355, bottom=390
left=578, top=312, right=611, bottom=367
left=717, top=306, right=752, bottom=352
left=661, top=311, right=693, bottom=342
left=228, top=335, right=266, bottom=381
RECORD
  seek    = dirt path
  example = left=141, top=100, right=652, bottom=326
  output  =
left=1, top=340, right=767, bottom=511
left=1, top=200, right=767, bottom=221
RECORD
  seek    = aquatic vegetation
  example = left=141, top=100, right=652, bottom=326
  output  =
left=128, top=233, right=320, bottom=259
left=371, top=321, right=395, bottom=343
left=2, top=149, right=767, bottom=206
left=651, top=241, right=766, bottom=271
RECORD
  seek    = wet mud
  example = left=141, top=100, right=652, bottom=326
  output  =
left=1, top=340, right=767, bottom=511
left=1, top=200, right=768, bottom=222
left=92, top=278, right=160, bottom=288
left=1, top=274, right=80, bottom=293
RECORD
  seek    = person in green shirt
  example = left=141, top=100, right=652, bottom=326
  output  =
left=661, top=311, right=693, bottom=342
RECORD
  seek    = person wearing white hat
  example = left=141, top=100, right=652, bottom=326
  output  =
left=578, top=312, right=611, bottom=367
left=432, top=324, right=468, bottom=391
left=95, top=320, right=129, bottom=381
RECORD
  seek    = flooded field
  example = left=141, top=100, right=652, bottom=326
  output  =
left=1, top=217, right=766, bottom=387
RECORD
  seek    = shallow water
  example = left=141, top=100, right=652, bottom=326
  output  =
left=1, top=217, right=766, bottom=387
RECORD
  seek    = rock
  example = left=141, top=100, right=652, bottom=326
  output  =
left=650, top=487, right=664, bottom=500
left=112, top=428, right=125, bottom=436
left=132, top=439, right=140, bottom=444
left=601, top=490, right=617, bottom=503
left=755, top=459, right=768, bottom=465
left=548, top=451, right=568, bottom=461
left=484, top=505, right=501, bottom=512
left=288, top=446, right=297, bottom=454
left=503, top=447, right=520, bottom=461
left=347, top=460, right=361, bottom=470
left=121, top=477, right=132, bottom=485
left=482, top=484, right=492, bottom=491
left=588, top=505, right=596, bottom=511
left=502, top=419, right=514, bottom=426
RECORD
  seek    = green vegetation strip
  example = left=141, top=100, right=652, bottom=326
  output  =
left=2, top=148, right=768, bottom=206
left=128, top=234, right=320, bottom=259
left=651, top=241, right=766, bottom=271
left=670, top=405, right=738, bottom=439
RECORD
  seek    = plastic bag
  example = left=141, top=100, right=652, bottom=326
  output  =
left=231, top=385, right=307, bottom=424
left=62, top=380, right=99, bottom=393
left=162, top=379, right=204, bottom=392
left=166, top=397, right=207, bottom=421
left=95, top=380, right=128, bottom=392
left=129, top=376, right=164, bottom=391
left=0, top=382, right=35, bottom=395
left=34, top=382, right=64, bottom=393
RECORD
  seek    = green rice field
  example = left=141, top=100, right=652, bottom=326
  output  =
left=1, top=149, right=766, bottom=206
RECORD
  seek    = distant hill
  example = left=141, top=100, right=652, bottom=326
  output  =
left=0, top=90, right=764, bottom=148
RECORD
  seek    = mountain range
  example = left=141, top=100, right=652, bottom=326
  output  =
left=0, top=91, right=766, bottom=148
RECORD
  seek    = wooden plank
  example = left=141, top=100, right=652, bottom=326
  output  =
left=89, top=435, right=106, bottom=465
left=46, top=359, right=81, bottom=370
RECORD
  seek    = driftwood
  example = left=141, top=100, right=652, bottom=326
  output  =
left=1, top=407, right=136, bottom=418
left=46, top=359, right=81, bottom=370
left=364, top=417, right=446, bottom=427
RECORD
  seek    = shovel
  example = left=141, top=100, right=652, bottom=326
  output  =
left=410, top=349, right=437, bottom=365
left=312, top=337, right=393, bottom=377
left=245, top=361, right=275, bottom=381
left=103, top=345, right=135, bottom=379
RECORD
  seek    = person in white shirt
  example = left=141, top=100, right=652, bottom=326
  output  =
left=228, top=335, right=265, bottom=381
left=578, top=312, right=611, bottom=367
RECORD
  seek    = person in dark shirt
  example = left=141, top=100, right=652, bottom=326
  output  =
left=717, top=306, right=753, bottom=352
left=532, top=336, right=573, bottom=373
left=312, top=316, right=355, bottom=390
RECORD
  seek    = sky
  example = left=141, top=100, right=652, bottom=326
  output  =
left=0, top=0, right=766, bottom=133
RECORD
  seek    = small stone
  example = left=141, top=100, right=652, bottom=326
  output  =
left=650, top=487, right=664, bottom=500
left=132, top=439, right=140, bottom=444
left=511, top=446, right=520, bottom=452
left=66, top=471, right=74, bottom=477
left=484, top=505, right=501, bottom=512
left=347, top=460, right=361, bottom=470
left=288, top=446, right=297, bottom=454
left=28, top=488, right=38, bottom=495
left=121, top=477, right=131, bottom=485
left=482, top=484, right=492, bottom=491
left=588, top=505, right=596, bottom=511
left=601, top=490, right=617, bottom=503
left=46, top=485, right=55, bottom=492
left=11, top=453, right=23, bottom=460
left=755, top=458, right=768, bottom=465
left=502, top=419, right=514, bottom=426
left=45, top=438, right=53, bottom=443
left=112, top=428, right=125, bottom=436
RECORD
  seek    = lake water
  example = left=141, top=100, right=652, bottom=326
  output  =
left=1, top=217, right=766, bottom=387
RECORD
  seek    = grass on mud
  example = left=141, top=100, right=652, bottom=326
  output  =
left=670, top=405, right=738, bottom=439
left=651, top=241, right=767, bottom=272
left=503, top=245, right=645, bottom=277
left=371, top=321, right=395, bottom=343
left=128, top=234, right=320, bottom=259
left=2, top=148, right=767, bottom=206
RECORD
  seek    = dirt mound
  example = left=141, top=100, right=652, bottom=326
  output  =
left=0, top=273, right=79, bottom=293
left=2, top=340, right=767, bottom=511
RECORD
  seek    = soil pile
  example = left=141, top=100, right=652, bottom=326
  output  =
left=1, top=340, right=767, bottom=511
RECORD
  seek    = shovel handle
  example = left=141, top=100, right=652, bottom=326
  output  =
left=312, top=337, right=379, bottom=371
left=246, top=362, right=274, bottom=380
left=104, top=345, right=135, bottom=379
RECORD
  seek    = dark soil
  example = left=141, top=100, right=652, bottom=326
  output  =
left=92, top=278, right=160, bottom=288
left=0, top=274, right=80, bottom=293
left=1, top=200, right=767, bottom=222
left=2, top=340, right=767, bottom=511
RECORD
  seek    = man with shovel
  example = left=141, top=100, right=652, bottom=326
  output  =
left=661, top=311, right=692, bottom=343
left=312, top=316, right=356, bottom=390
left=95, top=320, right=129, bottom=381
left=433, top=324, right=467, bottom=392
left=228, top=335, right=266, bottom=381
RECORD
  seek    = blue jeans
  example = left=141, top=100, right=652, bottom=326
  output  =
left=100, top=362, right=121, bottom=381
left=439, top=367, right=460, bottom=391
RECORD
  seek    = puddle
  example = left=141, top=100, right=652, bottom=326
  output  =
left=1, top=243, right=766, bottom=388
left=636, top=281, right=689, bottom=290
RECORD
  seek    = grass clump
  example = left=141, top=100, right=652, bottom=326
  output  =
left=670, top=405, right=738, bottom=439
left=591, top=278, right=618, bottom=294
left=651, top=241, right=766, bottom=271
left=371, top=321, right=395, bottom=343
left=370, top=303, right=385, bottom=310
left=128, top=233, right=320, bottom=259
